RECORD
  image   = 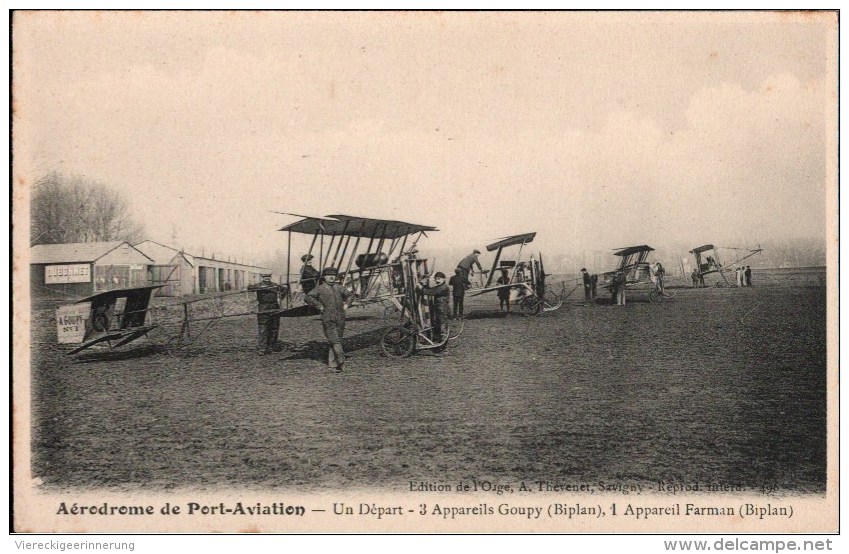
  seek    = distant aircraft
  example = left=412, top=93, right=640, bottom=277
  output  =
left=690, top=244, right=762, bottom=287
left=599, top=245, right=655, bottom=290
left=467, top=232, right=563, bottom=315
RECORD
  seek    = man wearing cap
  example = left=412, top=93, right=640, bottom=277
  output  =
left=299, top=254, right=320, bottom=294
left=448, top=268, right=469, bottom=319
left=248, top=273, right=288, bottom=355
left=456, top=249, right=483, bottom=285
left=417, top=271, right=450, bottom=348
left=305, top=267, right=353, bottom=371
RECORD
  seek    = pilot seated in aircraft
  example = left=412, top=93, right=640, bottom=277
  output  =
left=300, top=254, right=320, bottom=294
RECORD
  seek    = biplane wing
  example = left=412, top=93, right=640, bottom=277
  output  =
left=690, top=244, right=716, bottom=254
left=67, top=326, right=158, bottom=355
left=613, top=245, right=655, bottom=259
left=278, top=213, right=438, bottom=310
left=479, top=232, right=537, bottom=288
left=467, top=282, right=517, bottom=297
left=278, top=304, right=321, bottom=318
left=485, top=232, right=537, bottom=252
left=279, top=214, right=437, bottom=239
left=58, top=285, right=163, bottom=354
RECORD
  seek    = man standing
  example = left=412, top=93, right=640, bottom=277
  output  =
left=456, top=249, right=483, bottom=284
left=745, top=266, right=752, bottom=287
left=612, top=270, right=627, bottom=306
left=496, top=269, right=512, bottom=313
left=448, top=268, right=468, bottom=319
left=305, top=267, right=353, bottom=372
left=581, top=268, right=593, bottom=304
left=417, top=272, right=450, bottom=348
left=654, top=262, right=666, bottom=293
left=299, top=254, right=320, bottom=294
left=691, top=268, right=700, bottom=288
left=590, top=273, right=598, bottom=301
left=248, top=273, right=287, bottom=355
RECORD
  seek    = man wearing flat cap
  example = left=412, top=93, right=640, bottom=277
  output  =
left=248, top=273, right=288, bottom=355
left=456, top=249, right=483, bottom=285
left=299, top=254, right=320, bottom=295
left=305, top=267, right=353, bottom=372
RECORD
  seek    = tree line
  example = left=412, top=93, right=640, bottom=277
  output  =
left=30, top=172, right=146, bottom=246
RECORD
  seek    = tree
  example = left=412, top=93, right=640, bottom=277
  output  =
left=30, top=172, right=146, bottom=245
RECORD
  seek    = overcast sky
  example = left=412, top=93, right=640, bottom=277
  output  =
left=14, top=11, right=837, bottom=270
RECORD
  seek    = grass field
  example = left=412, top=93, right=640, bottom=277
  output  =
left=28, top=269, right=827, bottom=495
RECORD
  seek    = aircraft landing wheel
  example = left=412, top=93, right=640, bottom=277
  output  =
left=381, top=325, right=415, bottom=358
left=649, top=289, right=676, bottom=302
left=520, top=296, right=542, bottom=316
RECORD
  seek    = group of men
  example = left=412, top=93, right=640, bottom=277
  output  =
left=247, top=254, right=351, bottom=372
left=416, top=249, right=486, bottom=348
left=581, top=266, right=629, bottom=305
left=581, top=262, right=666, bottom=307
left=580, top=268, right=599, bottom=304
left=247, top=249, right=486, bottom=369
left=736, top=266, right=753, bottom=287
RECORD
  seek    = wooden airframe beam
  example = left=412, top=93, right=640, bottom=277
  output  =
left=363, top=222, right=389, bottom=296
left=510, top=239, right=529, bottom=284
left=331, top=220, right=351, bottom=267
left=324, top=233, right=338, bottom=270
left=342, top=220, right=368, bottom=289
left=484, top=247, right=502, bottom=288
left=286, top=229, right=292, bottom=308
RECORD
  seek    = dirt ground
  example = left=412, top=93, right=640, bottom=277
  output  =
left=27, top=269, right=827, bottom=495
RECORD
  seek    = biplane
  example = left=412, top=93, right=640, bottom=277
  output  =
left=466, top=232, right=563, bottom=315
left=690, top=244, right=762, bottom=287
left=56, top=285, right=163, bottom=354
left=598, top=245, right=670, bottom=301
left=275, top=213, right=462, bottom=357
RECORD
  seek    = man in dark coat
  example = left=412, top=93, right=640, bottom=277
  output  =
left=496, top=269, right=512, bottom=312
left=456, top=249, right=483, bottom=284
left=418, top=271, right=450, bottom=347
left=247, top=273, right=287, bottom=355
left=581, top=268, right=593, bottom=303
left=305, top=267, right=353, bottom=371
left=448, top=268, right=469, bottom=319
